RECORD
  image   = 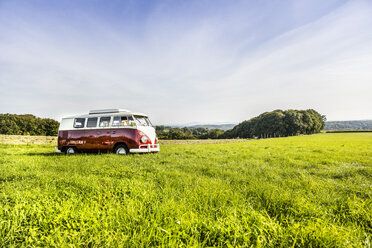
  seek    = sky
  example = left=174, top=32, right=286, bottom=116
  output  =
left=0, top=0, right=371, bottom=125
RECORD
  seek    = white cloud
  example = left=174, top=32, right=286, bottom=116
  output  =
left=0, top=0, right=371, bottom=124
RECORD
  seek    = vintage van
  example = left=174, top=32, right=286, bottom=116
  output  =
left=56, top=109, right=159, bottom=154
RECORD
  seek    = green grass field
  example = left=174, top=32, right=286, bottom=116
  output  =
left=0, top=133, right=371, bottom=247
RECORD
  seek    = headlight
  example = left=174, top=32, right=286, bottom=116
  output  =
left=140, top=136, right=148, bottom=143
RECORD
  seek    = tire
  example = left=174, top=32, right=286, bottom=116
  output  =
left=65, top=147, right=77, bottom=155
left=115, top=144, right=129, bottom=155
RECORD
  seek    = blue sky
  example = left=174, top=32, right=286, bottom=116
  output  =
left=0, top=0, right=371, bottom=124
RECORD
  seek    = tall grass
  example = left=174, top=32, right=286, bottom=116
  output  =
left=0, top=133, right=371, bottom=247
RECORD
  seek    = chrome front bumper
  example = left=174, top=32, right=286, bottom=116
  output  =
left=130, top=144, right=160, bottom=153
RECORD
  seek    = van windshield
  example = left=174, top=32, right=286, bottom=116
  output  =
left=134, top=115, right=152, bottom=126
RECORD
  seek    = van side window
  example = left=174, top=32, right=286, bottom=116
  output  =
left=128, top=116, right=134, bottom=125
left=99, top=117, right=111, bottom=127
left=74, top=118, right=85, bottom=128
left=113, top=116, right=128, bottom=126
left=87, top=117, right=98, bottom=127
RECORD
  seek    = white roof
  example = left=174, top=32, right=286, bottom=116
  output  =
left=89, top=108, right=130, bottom=115
left=63, top=109, right=148, bottom=119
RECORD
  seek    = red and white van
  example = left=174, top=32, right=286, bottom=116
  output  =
left=56, top=109, right=159, bottom=154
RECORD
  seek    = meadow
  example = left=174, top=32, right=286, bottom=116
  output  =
left=0, top=133, right=371, bottom=247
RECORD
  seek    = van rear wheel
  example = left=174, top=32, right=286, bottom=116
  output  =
left=65, top=147, right=77, bottom=155
left=115, top=145, right=129, bottom=155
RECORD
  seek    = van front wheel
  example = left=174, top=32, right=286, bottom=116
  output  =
left=65, top=147, right=77, bottom=155
left=115, top=145, right=129, bottom=155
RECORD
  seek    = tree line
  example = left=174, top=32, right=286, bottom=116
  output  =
left=156, top=109, right=326, bottom=139
left=0, top=109, right=325, bottom=139
left=0, top=114, right=59, bottom=136
left=155, top=126, right=225, bottom=140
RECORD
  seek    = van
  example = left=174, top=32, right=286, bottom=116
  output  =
left=55, top=109, right=159, bottom=154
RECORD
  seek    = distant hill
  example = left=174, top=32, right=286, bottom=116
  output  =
left=187, top=124, right=236, bottom=131
left=170, top=120, right=372, bottom=131
left=167, top=123, right=236, bottom=131
left=324, top=120, right=372, bottom=130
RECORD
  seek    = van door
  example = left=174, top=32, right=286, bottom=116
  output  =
left=96, top=117, right=113, bottom=151
left=85, top=117, right=99, bottom=151
left=70, top=118, right=87, bottom=150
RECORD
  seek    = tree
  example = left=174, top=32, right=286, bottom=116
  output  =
left=228, top=109, right=326, bottom=139
left=0, top=113, right=59, bottom=136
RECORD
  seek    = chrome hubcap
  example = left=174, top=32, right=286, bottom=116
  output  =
left=67, top=148, right=75, bottom=154
left=117, top=148, right=126, bottom=154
